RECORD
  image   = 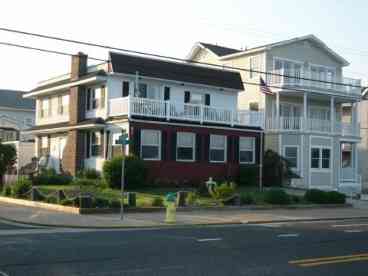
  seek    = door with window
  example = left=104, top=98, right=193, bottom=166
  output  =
left=341, top=142, right=355, bottom=181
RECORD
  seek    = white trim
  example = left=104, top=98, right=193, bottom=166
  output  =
left=0, top=106, right=35, bottom=112
left=283, top=145, right=300, bottom=170
left=140, top=129, right=161, bottom=161
left=300, top=134, right=304, bottom=177
left=209, top=134, right=227, bottom=163
left=176, top=132, right=196, bottom=162
left=239, top=136, right=256, bottom=164
left=23, top=123, right=105, bottom=134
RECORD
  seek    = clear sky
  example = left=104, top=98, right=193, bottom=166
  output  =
left=0, top=0, right=366, bottom=91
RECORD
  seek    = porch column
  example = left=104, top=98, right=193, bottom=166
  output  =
left=276, top=92, right=280, bottom=129
left=352, top=102, right=358, bottom=135
left=303, top=92, right=308, bottom=131
left=330, top=97, right=335, bottom=133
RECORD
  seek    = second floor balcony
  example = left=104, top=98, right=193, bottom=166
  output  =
left=109, top=96, right=264, bottom=128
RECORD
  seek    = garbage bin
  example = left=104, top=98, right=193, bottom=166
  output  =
left=165, top=192, right=177, bottom=223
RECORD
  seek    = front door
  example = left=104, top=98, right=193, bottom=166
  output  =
left=341, top=142, right=355, bottom=181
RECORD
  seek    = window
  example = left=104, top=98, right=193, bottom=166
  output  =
left=135, top=83, right=147, bottom=98
left=210, top=135, right=226, bottom=162
left=311, top=147, right=331, bottom=169
left=284, top=146, right=298, bottom=169
left=164, top=86, right=170, bottom=101
left=86, top=87, right=104, bottom=110
left=177, top=132, right=195, bottom=161
left=57, top=95, right=69, bottom=115
left=239, top=137, right=255, bottom=164
left=90, top=132, right=101, bottom=157
left=341, top=143, right=353, bottom=168
left=249, top=56, right=261, bottom=79
left=122, top=81, right=130, bottom=97
left=249, top=102, right=259, bottom=111
left=141, top=129, right=161, bottom=160
left=40, top=98, right=49, bottom=118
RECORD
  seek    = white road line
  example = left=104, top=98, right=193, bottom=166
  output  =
left=332, top=223, right=368, bottom=228
left=197, top=238, right=222, bottom=242
left=277, top=233, right=300, bottom=238
left=344, top=229, right=364, bottom=233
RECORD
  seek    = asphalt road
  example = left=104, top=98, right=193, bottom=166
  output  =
left=0, top=219, right=368, bottom=275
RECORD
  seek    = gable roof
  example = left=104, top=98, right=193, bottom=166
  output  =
left=198, top=42, right=242, bottom=57
left=0, top=90, right=35, bottom=110
left=109, top=52, right=244, bottom=90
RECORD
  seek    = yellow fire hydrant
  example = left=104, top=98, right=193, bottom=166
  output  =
left=165, top=193, right=177, bottom=223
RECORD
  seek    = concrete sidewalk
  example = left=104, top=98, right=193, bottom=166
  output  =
left=1, top=202, right=368, bottom=228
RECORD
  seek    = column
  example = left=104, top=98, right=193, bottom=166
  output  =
left=330, top=97, right=335, bottom=133
left=303, top=92, right=308, bottom=131
left=276, top=92, right=280, bottom=129
left=352, top=102, right=358, bottom=135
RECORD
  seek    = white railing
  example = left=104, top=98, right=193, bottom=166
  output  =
left=265, top=116, right=359, bottom=136
left=109, top=96, right=264, bottom=128
left=265, top=69, right=361, bottom=97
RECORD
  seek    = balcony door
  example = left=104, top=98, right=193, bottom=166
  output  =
left=280, top=103, right=302, bottom=129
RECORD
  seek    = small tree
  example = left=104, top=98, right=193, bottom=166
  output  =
left=102, top=155, right=148, bottom=190
left=263, top=149, right=293, bottom=187
left=0, top=142, right=17, bottom=187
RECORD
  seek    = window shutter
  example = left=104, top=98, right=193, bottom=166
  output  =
left=195, top=133, right=202, bottom=162
left=100, top=130, right=105, bottom=156
left=204, top=134, right=210, bottom=162
left=171, top=132, right=177, bottom=161
left=100, top=86, right=106, bottom=109
left=164, top=87, right=170, bottom=101
left=86, top=132, right=91, bottom=158
left=132, top=128, right=141, bottom=157
left=205, top=94, right=211, bottom=106
left=105, top=131, right=110, bottom=159
left=184, top=91, right=190, bottom=103
left=227, top=136, right=232, bottom=162
left=161, top=131, right=167, bottom=160
left=255, top=135, right=260, bottom=164
left=234, top=136, right=239, bottom=162
left=122, top=81, right=130, bottom=97
left=86, top=89, right=91, bottom=110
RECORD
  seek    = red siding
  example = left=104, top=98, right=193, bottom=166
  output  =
left=130, top=121, right=262, bottom=185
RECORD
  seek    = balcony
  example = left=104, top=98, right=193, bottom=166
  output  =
left=109, top=96, right=264, bottom=128
left=266, top=69, right=361, bottom=97
left=266, top=116, right=360, bottom=136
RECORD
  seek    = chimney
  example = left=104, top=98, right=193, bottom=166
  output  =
left=71, top=52, right=87, bottom=81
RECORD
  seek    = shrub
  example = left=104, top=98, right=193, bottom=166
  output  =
left=45, top=196, right=57, bottom=204
left=264, top=189, right=291, bottom=205
left=151, top=197, right=164, bottom=207
left=291, top=195, right=301, bottom=204
left=304, top=189, right=346, bottom=204
left=109, top=199, right=121, bottom=209
left=77, top=168, right=100, bottom=180
left=103, top=155, right=147, bottom=190
left=263, top=150, right=294, bottom=187
left=60, top=198, right=74, bottom=206
left=12, top=177, right=32, bottom=198
left=209, top=182, right=236, bottom=200
left=33, top=169, right=72, bottom=186
left=2, top=185, right=12, bottom=197
left=240, top=192, right=255, bottom=205
left=73, top=178, right=98, bottom=187
left=94, top=197, right=110, bottom=208
left=239, top=166, right=258, bottom=186
left=326, top=191, right=346, bottom=204
left=186, top=192, right=199, bottom=206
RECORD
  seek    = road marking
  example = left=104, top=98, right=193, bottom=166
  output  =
left=290, top=253, right=368, bottom=267
left=332, top=223, right=368, bottom=228
left=197, top=238, right=222, bottom=242
left=344, top=229, right=364, bottom=233
left=277, top=233, right=300, bottom=238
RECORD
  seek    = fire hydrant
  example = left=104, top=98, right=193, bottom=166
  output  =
left=165, top=192, right=177, bottom=223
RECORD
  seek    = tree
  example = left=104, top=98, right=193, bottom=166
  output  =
left=263, top=149, right=294, bottom=187
left=0, top=142, right=17, bottom=186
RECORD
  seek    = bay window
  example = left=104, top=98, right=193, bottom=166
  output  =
left=210, top=135, right=226, bottom=162
left=239, top=137, right=255, bottom=164
left=141, top=129, right=161, bottom=160
left=177, top=132, right=195, bottom=161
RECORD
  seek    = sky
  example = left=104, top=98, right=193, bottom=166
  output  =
left=0, top=0, right=367, bottom=91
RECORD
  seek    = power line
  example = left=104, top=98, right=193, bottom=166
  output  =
left=0, top=41, right=107, bottom=62
left=0, top=27, right=364, bottom=89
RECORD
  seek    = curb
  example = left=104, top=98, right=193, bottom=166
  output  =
left=242, top=216, right=368, bottom=225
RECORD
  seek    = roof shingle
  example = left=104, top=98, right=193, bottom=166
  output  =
left=0, top=90, right=35, bottom=110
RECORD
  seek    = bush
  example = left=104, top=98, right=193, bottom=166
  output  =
left=33, top=169, right=72, bottom=186
left=151, top=197, right=164, bottom=207
left=209, top=182, right=236, bottom=200
left=305, top=189, right=346, bottom=204
left=73, top=178, right=98, bottom=187
left=2, top=185, right=12, bottom=197
left=60, top=198, right=74, bottom=206
left=12, top=177, right=32, bottom=198
left=77, top=168, right=100, bottom=180
left=240, top=192, right=255, bottom=205
left=109, top=199, right=121, bottom=209
left=263, top=150, right=293, bottom=187
left=239, top=166, right=258, bottom=186
left=103, top=156, right=147, bottom=190
left=186, top=192, right=199, bottom=206
left=45, top=196, right=57, bottom=204
left=93, top=197, right=110, bottom=208
left=264, top=189, right=291, bottom=205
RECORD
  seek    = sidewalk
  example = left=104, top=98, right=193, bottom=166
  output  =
left=1, top=202, right=368, bottom=229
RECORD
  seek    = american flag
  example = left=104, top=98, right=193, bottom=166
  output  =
left=259, top=76, right=273, bottom=95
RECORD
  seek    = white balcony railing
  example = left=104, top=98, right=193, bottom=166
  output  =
left=265, top=70, right=361, bottom=97
left=265, top=116, right=359, bottom=136
left=109, top=96, right=264, bottom=128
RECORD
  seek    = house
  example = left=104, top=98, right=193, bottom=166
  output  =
left=357, top=90, right=368, bottom=192
left=23, top=52, right=264, bottom=184
left=188, top=35, right=362, bottom=194
left=0, top=90, right=35, bottom=178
